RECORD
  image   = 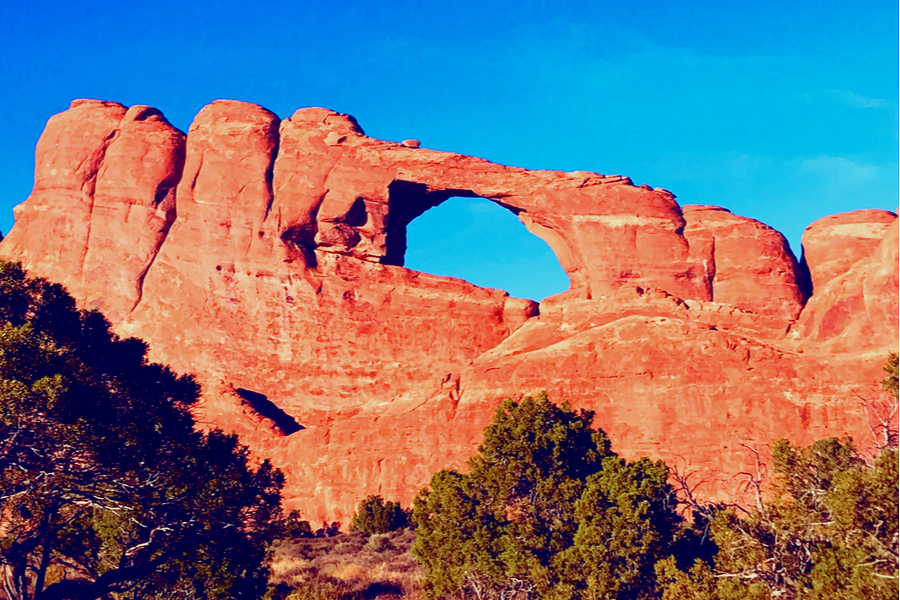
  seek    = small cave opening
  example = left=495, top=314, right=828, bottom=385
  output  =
left=388, top=185, right=569, bottom=301
left=280, top=223, right=318, bottom=267
left=234, top=388, right=304, bottom=436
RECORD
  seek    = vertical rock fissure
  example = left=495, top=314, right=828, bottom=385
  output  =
left=131, top=220, right=172, bottom=313
left=262, top=131, right=280, bottom=222
left=79, top=130, right=119, bottom=284
left=131, top=145, right=188, bottom=314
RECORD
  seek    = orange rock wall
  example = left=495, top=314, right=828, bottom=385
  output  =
left=2, top=99, right=897, bottom=523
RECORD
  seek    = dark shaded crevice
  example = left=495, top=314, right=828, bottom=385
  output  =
left=130, top=106, right=164, bottom=121
left=343, top=197, right=368, bottom=227
left=280, top=222, right=318, bottom=268
left=262, top=126, right=280, bottom=222
left=235, top=388, right=304, bottom=435
left=315, top=196, right=369, bottom=252
left=152, top=136, right=186, bottom=208
left=132, top=137, right=187, bottom=313
left=185, top=150, right=204, bottom=201
left=153, top=183, right=172, bottom=206
left=796, top=249, right=813, bottom=303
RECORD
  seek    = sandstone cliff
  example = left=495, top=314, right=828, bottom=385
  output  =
left=2, top=99, right=897, bottom=522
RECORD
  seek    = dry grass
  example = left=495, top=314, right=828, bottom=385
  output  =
left=270, top=529, right=423, bottom=600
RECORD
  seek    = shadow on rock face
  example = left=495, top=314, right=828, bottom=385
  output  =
left=235, top=388, right=304, bottom=435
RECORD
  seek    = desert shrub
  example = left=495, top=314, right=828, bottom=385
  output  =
left=659, top=355, right=900, bottom=600
left=683, top=439, right=899, bottom=600
left=367, top=534, right=395, bottom=553
left=316, top=521, right=343, bottom=537
left=271, top=530, right=422, bottom=599
left=282, top=510, right=314, bottom=540
left=332, top=538, right=368, bottom=556
left=412, top=392, right=680, bottom=600
left=882, top=352, right=898, bottom=396
left=351, top=495, right=411, bottom=534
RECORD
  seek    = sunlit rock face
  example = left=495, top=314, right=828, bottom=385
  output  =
left=2, top=99, right=897, bottom=523
left=796, top=210, right=899, bottom=352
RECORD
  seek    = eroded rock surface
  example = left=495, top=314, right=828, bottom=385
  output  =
left=2, top=99, right=897, bottom=522
left=798, top=212, right=899, bottom=352
left=682, top=205, right=807, bottom=320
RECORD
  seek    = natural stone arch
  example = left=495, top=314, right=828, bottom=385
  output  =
left=378, top=179, right=586, bottom=298
left=397, top=192, right=572, bottom=300
left=380, top=180, right=578, bottom=301
left=381, top=180, right=481, bottom=268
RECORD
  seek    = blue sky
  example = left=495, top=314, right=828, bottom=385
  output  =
left=1, top=1, right=896, bottom=300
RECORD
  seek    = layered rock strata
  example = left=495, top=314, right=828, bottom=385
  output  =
left=2, top=99, right=897, bottom=522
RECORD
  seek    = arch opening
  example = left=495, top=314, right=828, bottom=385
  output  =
left=400, top=194, right=571, bottom=301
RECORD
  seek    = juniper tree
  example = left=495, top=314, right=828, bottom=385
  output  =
left=0, top=261, right=284, bottom=600
left=350, top=495, right=410, bottom=535
left=413, top=393, right=681, bottom=600
left=659, top=435, right=898, bottom=599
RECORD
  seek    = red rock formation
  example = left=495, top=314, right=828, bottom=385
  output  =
left=1, top=100, right=185, bottom=322
left=800, top=209, right=896, bottom=292
left=798, top=211, right=899, bottom=352
left=2, top=99, right=897, bottom=523
left=682, top=205, right=807, bottom=319
left=2, top=100, right=126, bottom=303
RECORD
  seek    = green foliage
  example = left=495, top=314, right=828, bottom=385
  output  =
left=281, top=510, right=314, bottom=540
left=556, top=456, right=679, bottom=599
left=0, top=261, right=285, bottom=600
left=655, top=557, right=717, bottom=600
left=659, top=437, right=899, bottom=600
left=803, top=446, right=899, bottom=599
left=413, top=374, right=897, bottom=600
left=882, top=352, right=898, bottom=398
left=350, top=495, right=410, bottom=535
left=315, top=522, right=342, bottom=538
left=412, top=392, right=680, bottom=600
